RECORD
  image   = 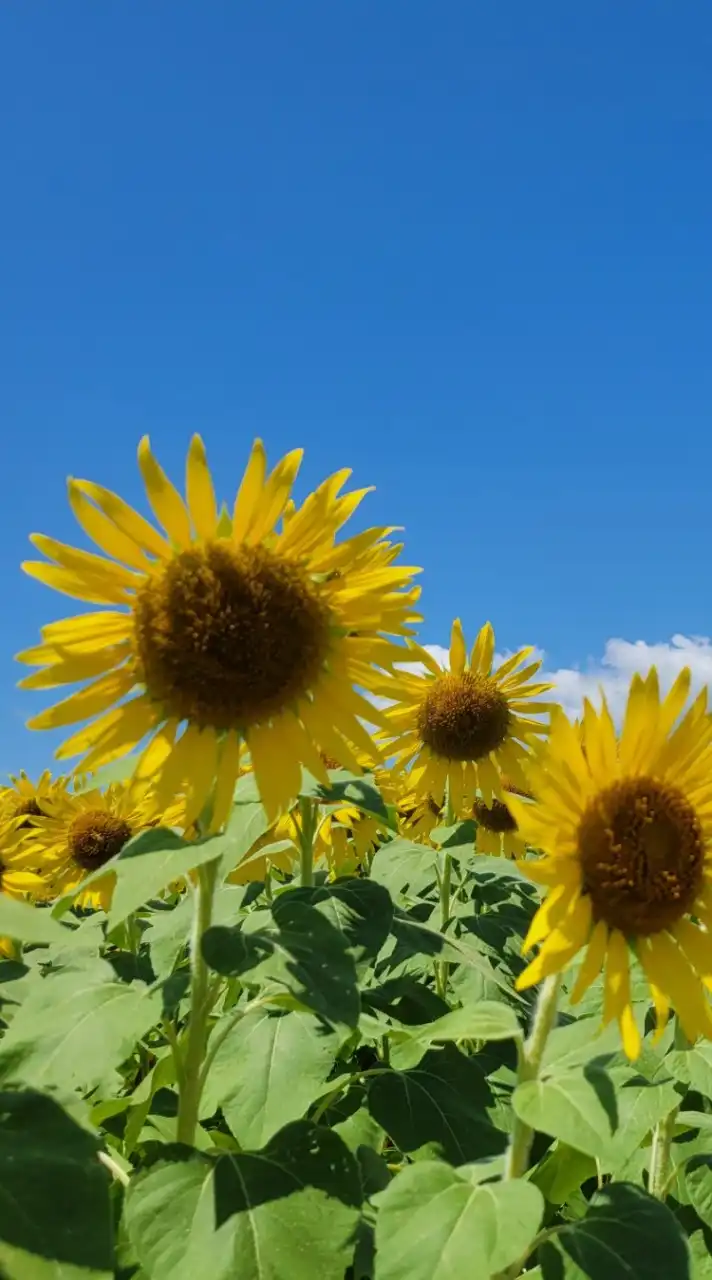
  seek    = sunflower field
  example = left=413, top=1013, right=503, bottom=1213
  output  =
left=3, top=436, right=712, bottom=1279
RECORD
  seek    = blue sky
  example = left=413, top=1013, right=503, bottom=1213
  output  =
left=2, top=2, right=712, bottom=777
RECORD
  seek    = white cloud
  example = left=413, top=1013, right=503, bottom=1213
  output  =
left=423, top=635, right=712, bottom=723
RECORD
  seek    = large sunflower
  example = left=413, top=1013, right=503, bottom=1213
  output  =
left=26, top=777, right=180, bottom=911
left=380, top=619, right=552, bottom=814
left=508, top=668, right=712, bottom=1059
left=18, top=436, right=421, bottom=824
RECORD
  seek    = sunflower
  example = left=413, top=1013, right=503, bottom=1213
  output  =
left=507, top=668, right=712, bottom=1060
left=314, top=805, right=385, bottom=874
left=18, top=436, right=421, bottom=826
left=0, top=770, right=68, bottom=831
left=398, top=791, right=443, bottom=844
left=474, top=778, right=531, bottom=858
left=380, top=619, right=552, bottom=815
left=26, top=777, right=180, bottom=911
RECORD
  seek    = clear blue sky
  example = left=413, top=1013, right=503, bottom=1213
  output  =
left=2, top=2, right=712, bottom=777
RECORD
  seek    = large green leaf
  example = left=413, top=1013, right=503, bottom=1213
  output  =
left=0, top=959, right=161, bottom=1094
left=0, top=897, right=78, bottom=947
left=601, top=1077, right=680, bottom=1177
left=370, top=838, right=438, bottom=897
left=125, top=1121, right=362, bottom=1280
left=200, top=1009, right=341, bottom=1146
left=390, top=1002, right=522, bottom=1070
left=666, top=1043, right=712, bottom=1101
left=299, top=769, right=391, bottom=824
left=367, top=1044, right=506, bottom=1164
left=289, top=878, right=394, bottom=959
left=540, top=1183, right=690, bottom=1279
left=106, top=827, right=233, bottom=928
left=685, top=1157, right=712, bottom=1229
left=513, top=1065, right=618, bottom=1161
left=374, top=1163, right=544, bottom=1279
left=0, top=1090, right=113, bottom=1273
left=203, top=891, right=360, bottom=1027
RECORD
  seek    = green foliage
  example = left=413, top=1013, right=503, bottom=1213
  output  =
left=2, top=799, right=711, bottom=1278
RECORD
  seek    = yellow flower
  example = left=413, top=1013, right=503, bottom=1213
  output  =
left=0, top=770, right=69, bottom=832
left=18, top=436, right=421, bottom=825
left=473, top=778, right=531, bottom=858
left=380, top=619, right=552, bottom=815
left=398, top=791, right=443, bottom=844
left=509, top=668, right=712, bottom=1061
left=0, top=819, right=50, bottom=904
left=25, top=777, right=177, bottom=911
left=315, top=806, right=384, bottom=874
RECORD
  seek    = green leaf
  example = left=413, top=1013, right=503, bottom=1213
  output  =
left=532, top=1142, right=598, bottom=1206
left=689, top=1231, right=712, bottom=1279
left=299, top=769, right=391, bottom=824
left=513, top=1065, right=618, bottom=1161
left=0, top=959, right=161, bottom=1094
left=125, top=1122, right=362, bottom=1280
left=367, top=1045, right=507, bottom=1164
left=540, top=1182, right=690, bottom=1279
left=0, top=1090, right=113, bottom=1273
left=374, top=1163, right=544, bottom=1279
left=106, top=827, right=231, bottom=928
left=289, top=878, right=393, bottom=960
left=685, top=1157, right=712, bottom=1229
left=390, top=1002, right=522, bottom=1069
left=601, top=1077, right=680, bottom=1177
left=200, top=1009, right=341, bottom=1146
left=666, top=1043, right=712, bottom=1100
left=203, top=891, right=361, bottom=1027
left=370, top=838, right=438, bottom=897
left=0, top=897, right=78, bottom=947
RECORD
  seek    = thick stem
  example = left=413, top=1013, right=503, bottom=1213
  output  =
left=297, top=796, right=318, bottom=887
left=504, top=974, right=562, bottom=1181
left=435, top=850, right=453, bottom=1000
left=175, top=858, right=219, bottom=1146
left=649, top=1105, right=679, bottom=1200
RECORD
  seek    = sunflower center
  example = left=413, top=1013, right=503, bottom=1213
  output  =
left=134, top=542, right=332, bottom=731
left=68, top=810, right=133, bottom=871
left=473, top=797, right=517, bottom=833
left=417, top=673, right=511, bottom=762
left=577, top=776, right=705, bottom=935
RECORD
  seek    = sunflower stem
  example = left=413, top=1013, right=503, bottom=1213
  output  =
left=649, top=1105, right=679, bottom=1201
left=435, top=850, right=453, bottom=1000
left=297, top=796, right=318, bottom=887
left=175, top=857, right=219, bottom=1147
left=504, top=974, right=562, bottom=1181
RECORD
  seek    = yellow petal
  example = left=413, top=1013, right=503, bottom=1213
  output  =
left=248, top=722, right=297, bottom=821
left=640, top=932, right=712, bottom=1043
left=22, top=561, right=132, bottom=606
left=209, top=733, right=243, bottom=833
left=27, top=667, right=136, bottom=730
left=185, top=435, right=218, bottom=541
left=449, top=619, right=466, bottom=677
left=18, top=644, right=130, bottom=690
left=138, top=436, right=192, bottom=548
left=232, top=439, right=267, bottom=542
left=470, top=623, right=495, bottom=675
left=570, top=919, right=608, bottom=1004
left=183, top=727, right=219, bottom=828
left=246, top=448, right=303, bottom=545
left=71, top=478, right=170, bottom=559
left=67, top=481, right=152, bottom=572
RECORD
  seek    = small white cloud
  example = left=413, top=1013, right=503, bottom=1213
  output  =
left=423, top=634, right=712, bottom=723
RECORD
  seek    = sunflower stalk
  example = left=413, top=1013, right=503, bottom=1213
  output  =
left=504, top=973, right=562, bottom=1181
left=435, top=787, right=455, bottom=999
left=175, top=857, right=220, bottom=1146
left=297, top=796, right=318, bottom=887
left=649, top=1105, right=679, bottom=1201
